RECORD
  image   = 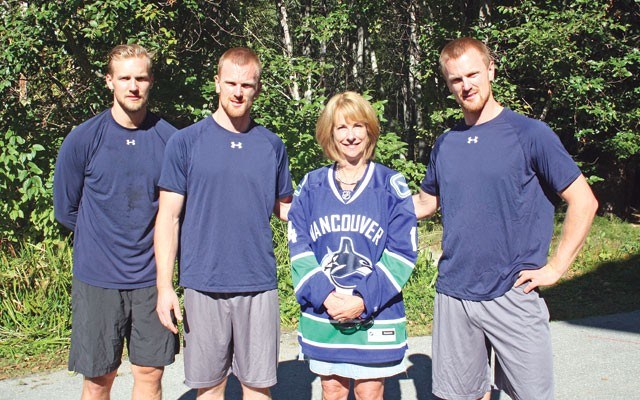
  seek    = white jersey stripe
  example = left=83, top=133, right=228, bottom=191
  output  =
left=384, top=249, right=415, bottom=270
left=301, top=312, right=406, bottom=325
left=376, top=261, right=402, bottom=293
left=299, top=333, right=408, bottom=350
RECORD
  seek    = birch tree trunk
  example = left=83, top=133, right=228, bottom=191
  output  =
left=353, top=25, right=365, bottom=88
left=276, top=0, right=301, bottom=101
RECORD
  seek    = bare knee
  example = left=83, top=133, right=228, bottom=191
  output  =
left=241, top=383, right=272, bottom=400
left=82, top=370, right=118, bottom=400
left=353, top=378, right=384, bottom=400
left=320, top=375, right=350, bottom=400
left=131, top=365, right=164, bottom=400
left=131, top=364, right=164, bottom=383
left=196, top=378, right=227, bottom=400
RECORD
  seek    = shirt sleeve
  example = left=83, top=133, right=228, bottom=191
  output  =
left=53, top=130, right=89, bottom=231
left=355, top=173, right=418, bottom=319
left=420, top=137, right=442, bottom=196
left=158, top=132, right=188, bottom=195
left=527, top=121, right=581, bottom=193
left=275, top=140, right=294, bottom=199
left=287, top=174, right=335, bottom=311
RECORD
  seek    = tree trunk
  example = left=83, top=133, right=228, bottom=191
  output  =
left=276, top=0, right=301, bottom=101
left=353, top=25, right=365, bottom=88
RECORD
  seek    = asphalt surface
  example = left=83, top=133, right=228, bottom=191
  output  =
left=1, top=310, right=638, bottom=399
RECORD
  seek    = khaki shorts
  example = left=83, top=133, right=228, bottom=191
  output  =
left=183, top=289, right=280, bottom=389
left=432, top=285, right=554, bottom=400
left=68, top=278, right=179, bottom=378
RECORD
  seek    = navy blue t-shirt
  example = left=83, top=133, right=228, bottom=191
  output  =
left=54, top=110, right=177, bottom=289
left=158, top=116, right=293, bottom=293
left=421, top=108, right=581, bottom=301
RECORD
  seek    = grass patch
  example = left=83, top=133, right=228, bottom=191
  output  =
left=1, top=215, right=637, bottom=378
left=541, top=214, right=640, bottom=320
left=0, top=240, right=73, bottom=379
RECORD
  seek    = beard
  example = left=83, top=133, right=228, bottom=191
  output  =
left=458, top=92, right=488, bottom=114
left=220, top=98, right=251, bottom=119
left=116, top=95, right=147, bottom=113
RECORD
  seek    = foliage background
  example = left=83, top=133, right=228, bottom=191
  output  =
left=0, top=0, right=638, bottom=245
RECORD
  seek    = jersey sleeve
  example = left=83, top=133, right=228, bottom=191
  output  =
left=158, top=131, right=188, bottom=195
left=53, top=128, right=90, bottom=231
left=355, top=172, right=418, bottom=319
left=287, top=174, right=335, bottom=310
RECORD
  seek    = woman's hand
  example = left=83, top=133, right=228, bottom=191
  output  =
left=324, top=292, right=365, bottom=322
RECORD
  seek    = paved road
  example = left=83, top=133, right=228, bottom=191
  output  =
left=1, top=310, right=639, bottom=399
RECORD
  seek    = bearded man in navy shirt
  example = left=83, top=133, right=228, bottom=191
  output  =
left=155, top=47, right=293, bottom=400
left=54, top=44, right=178, bottom=400
left=413, top=37, right=598, bottom=400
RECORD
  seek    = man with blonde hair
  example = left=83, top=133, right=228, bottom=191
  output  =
left=414, top=37, right=598, bottom=399
left=54, top=43, right=178, bottom=399
left=155, top=47, right=293, bottom=399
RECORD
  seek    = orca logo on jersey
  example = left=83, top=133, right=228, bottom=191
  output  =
left=230, top=141, right=243, bottom=149
left=126, top=139, right=136, bottom=146
left=467, top=136, right=478, bottom=144
left=390, top=173, right=411, bottom=199
left=321, top=237, right=373, bottom=291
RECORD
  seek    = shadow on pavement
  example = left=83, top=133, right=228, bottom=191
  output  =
left=176, top=353, right=434, bottom=400
left=541, top=253, right=640, bottom=333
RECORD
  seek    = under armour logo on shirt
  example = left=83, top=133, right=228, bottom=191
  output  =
left=126, top=139, right=136, bottom=146
left=230, top=141, right=243, bottom=149
left=467, top=136, right=478, bottom=144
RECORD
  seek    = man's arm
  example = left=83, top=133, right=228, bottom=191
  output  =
left=155, top=190, right=185, bottom=334
left=53, top=137, right=86, bottom=231
left=273, top=195, right=293, bottom=221
left=412, top=189, right=439, bottom=220
left=515, top=174, right=598, bottom=293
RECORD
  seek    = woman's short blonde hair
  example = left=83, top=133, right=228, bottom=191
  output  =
left=315, top=91, right=380, bottom=162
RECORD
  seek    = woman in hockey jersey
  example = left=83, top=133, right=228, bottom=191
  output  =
left=287, top=91, right=418, bottom=399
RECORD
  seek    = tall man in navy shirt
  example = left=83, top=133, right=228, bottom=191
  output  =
left=54, top=44, right=178, bottom=400
left=413, top=37, right=598, bottom=400
left=155, top=47, right=293, bottom=399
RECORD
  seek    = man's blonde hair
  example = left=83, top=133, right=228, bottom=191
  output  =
left=439, top=37, right=493, bottom=75
left=107, top=44, right=154, bottom=75
left=217, top=47, right=262, bottom=80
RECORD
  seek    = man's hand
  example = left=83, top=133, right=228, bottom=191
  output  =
left=514, top=263, right=563, bottom=293
left=156, top=287, right=182, bottom=334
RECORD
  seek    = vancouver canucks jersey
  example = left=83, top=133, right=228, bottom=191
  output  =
left=288, top=162, right=417, bottom=364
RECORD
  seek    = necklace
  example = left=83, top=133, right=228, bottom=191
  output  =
left=335, top=163, right=365, bottom=186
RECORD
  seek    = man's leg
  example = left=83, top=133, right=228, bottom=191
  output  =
left=69, top=278, right=126, bottom=399
left=240, top=383, right=271, bottom=400
left=127, top=285, right=179, bottom=400
left=81, top=370, right=118, bottom=400
left=432, top=292, right=493, bottom=400
left=231, top=290, right=280, bottom=395
left=481, top=286, right=554, bottom=399
left=131, top=365, right=164, bottom=400
left=195, top=378, right=227, bottom=400
left=183, top=290, right=234, bottom=392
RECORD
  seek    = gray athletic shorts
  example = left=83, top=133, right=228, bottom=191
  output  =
left=183, top=288, right=280, bottom=389
left=68, top=277, right=179, bottom=378
left=432, top=285, right=554, bottom=400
